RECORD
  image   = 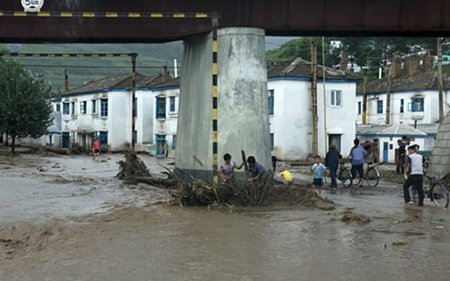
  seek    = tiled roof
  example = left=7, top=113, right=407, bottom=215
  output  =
left=380, top=123, right=427, bottom=136
left=65, top=72, right=170, bottom=95
left=150, top=77, right=180, bottom=88
left=357, top=123, right=438, bottom=136
left=65, top=73, right=147, bottom=95
left=356, top=71, right=450, bottom=94
left=267, top=57, right=359, bottom=81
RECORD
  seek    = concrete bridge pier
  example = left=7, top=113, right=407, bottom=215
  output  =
left=175, top=27, right=271, bottom=183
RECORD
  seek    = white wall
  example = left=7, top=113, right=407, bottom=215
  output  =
left=268, top=79, right=357, bottom=160
left=356, top=89, right=450, bottom=125
left=134, top=89, right=154, bottom=152
left=269, top=80, right=311, bottom=160
left=318, top=81, right=356, bottom=157
left=152, top=88, right=180, bottom=156
left=60, top=90, right=131, bottom=152
left=17, top=105, right=62, bottom=149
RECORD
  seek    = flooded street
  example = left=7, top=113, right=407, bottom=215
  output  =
left=1, top=153, right=449, bottom=281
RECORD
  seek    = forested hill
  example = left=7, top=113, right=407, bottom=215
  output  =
left=1, top=42, right=184, bottom=93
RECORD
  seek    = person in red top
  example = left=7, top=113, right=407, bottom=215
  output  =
left=92, top=138, right=101, bottom=155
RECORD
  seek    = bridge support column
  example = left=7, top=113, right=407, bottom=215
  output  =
left=175, top=27, right=271, bottom=184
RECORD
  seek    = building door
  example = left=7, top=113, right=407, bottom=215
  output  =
left=62, top=132, right=70, bottom=149
left=156, top=134, right=166, bottom=156
left=383, top=142, right=389, bottom=163
left=98, top=131, right=108, bottom=152
left=328, top=134, right=342, bottom=152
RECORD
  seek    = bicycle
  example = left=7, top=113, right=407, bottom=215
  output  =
left=410, top=176, right=449, bottom=208
left=336, top=160, right=352, bottom=188
left=351, top=162, right=380, bottom=188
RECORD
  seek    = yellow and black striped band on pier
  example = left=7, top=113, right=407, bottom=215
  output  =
left=0, top=11, right=217, bottom=19
left=211, top=27, right=219, bottom=184
left=0, top=53, right=133, bottom=58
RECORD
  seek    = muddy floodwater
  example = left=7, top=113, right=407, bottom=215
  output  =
left=1, top=152, right=449, bottom=281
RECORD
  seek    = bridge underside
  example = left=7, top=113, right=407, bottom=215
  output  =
left=0, top=0, right=449, bottom=43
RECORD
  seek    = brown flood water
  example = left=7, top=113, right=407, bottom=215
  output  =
left=1, top=153, right=449, bottom=280
left=1, top=201, right=449, bottom=281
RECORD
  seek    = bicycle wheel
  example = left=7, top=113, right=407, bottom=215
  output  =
left=339, top=168, right=352, bottom=188
left=430, top=182, right=449, bottom=208
left=352, top=174, right=361, bottom=187
left=366, top=167, right=380, bottom=187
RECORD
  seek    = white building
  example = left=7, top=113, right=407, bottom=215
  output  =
left=267, top=58, right=359, bottom=160
left=356, top=71, right=450, bottom=126
left=147, top=59, right=359, bottom=161
left=36, top=60, right=358, bottom=161
left=149, top=77, right=180, bottom=157
left=55, top=73, right=167, bottom=152
left=357, top=123, right=436, bottom=163
left=355, top=69, right=450, bottom=163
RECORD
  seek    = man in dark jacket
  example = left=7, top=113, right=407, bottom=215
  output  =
left=325, top=144, right=342, bottom=187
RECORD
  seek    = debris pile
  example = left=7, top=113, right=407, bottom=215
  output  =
left=116, top=152, right=335, bottom=209
left=116, top=152, right=178, bottom=188
left=116, top=151, right=151, bottom=181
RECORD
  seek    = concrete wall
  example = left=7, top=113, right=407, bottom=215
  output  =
left=176, top=27, right=270, bottom=182
left=429, top=111, right=450, bottom=180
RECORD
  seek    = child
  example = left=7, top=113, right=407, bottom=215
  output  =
left=219, top=153, right=243, bottom=183
left=311, top=155, right=327, bottom=196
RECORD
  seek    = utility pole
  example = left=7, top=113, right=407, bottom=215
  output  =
left=362, top=69, right=368, bottom=125
left=437, top=37, right=444, bottom=123
left=131, top=52, right=138, bottom=151
left=322, top=37, right=328, bottom=152
left=386, top=69, right=392, bottom=125
left=311, top=41, right=318, bottom=156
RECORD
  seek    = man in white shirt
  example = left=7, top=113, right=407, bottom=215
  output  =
left=403, top=144, right=424, bottom=206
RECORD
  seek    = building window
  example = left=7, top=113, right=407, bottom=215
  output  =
left=63, top=103, right=70, bottom=115
left=330, top=90, right=342, bottom=106
left=156, top=97, right=166, bottom=119
left=411, top=97, right=424, bottom=112
left=56, top=104, right=61, bottom=112
left=270, top=133, right=274, bottom=151
left=400, top=99, right=404, bottom=113
left=80, top=101, right=87, bottom=114
left=268, top=89, right=274, bottom=115
left=169, top=97, right=176, bottom=112
left=172, top=135, right=177, bottom=150
left=92, top=100, right=97, bottom=114
left=71, top=102, right=75, bottom=115
left=100, top=99, right=108, bottom=117
left=377, top=100, right=383, bottom=114
left=357, top=101, right=362, bottom=115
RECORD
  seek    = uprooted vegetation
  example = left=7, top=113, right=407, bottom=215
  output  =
left=116, top=152, right=334, bottom=209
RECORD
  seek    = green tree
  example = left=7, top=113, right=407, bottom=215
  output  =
left=0, top=58, right=53, bottom=153
left=266, top=37, right=332, bottom=65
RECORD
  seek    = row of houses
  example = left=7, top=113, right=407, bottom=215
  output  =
left=356, top=63, right=450, bottom=162
left=18, top=57, right=450, bottom=163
